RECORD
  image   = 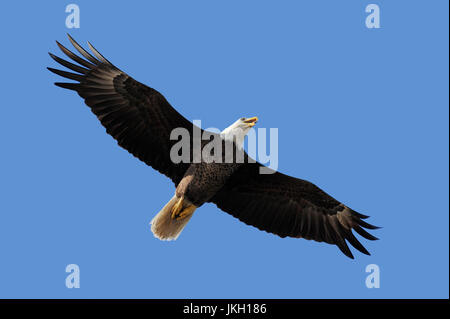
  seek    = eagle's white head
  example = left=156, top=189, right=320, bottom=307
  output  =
left=220, top=116, right=258, bottom=148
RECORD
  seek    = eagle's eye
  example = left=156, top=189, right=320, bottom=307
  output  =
left=240, top=117, right=245, bottom=121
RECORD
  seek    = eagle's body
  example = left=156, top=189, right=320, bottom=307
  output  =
left=48, top=35, right=379, bottom=259
left=178, top=129, right=250, bottom=206
left=179, top=160, right=242, bottom=207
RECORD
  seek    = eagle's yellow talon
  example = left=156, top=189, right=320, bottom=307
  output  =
left=171, top=197, right=184, bottom=220
left=175, top=205, right=196, bottom=221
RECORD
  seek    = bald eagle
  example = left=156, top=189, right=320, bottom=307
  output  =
left=48, top=35, right=379, bottom=259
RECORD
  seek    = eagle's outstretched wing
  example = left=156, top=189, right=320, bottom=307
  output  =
left=210, top=163, right=379, bottom=259
left=48, top=34, right=196, bottom=185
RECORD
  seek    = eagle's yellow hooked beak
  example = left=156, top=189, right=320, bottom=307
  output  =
left=243, top=116, right=258, bottom=127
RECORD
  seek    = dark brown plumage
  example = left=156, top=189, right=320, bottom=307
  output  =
left=48, top=35, right=379, bottom=259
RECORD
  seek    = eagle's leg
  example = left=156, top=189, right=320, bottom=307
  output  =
left=176, top=204, right=197, bottom=221
left=170, top=197, right=197, bottom=220
left=170, top=197, right=184, bottom=220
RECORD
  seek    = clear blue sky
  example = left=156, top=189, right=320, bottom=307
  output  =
left=0, top=1, right=448, bottom=298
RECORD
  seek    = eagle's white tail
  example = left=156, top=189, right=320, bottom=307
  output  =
left=150, top=195, right=195, bottom=240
